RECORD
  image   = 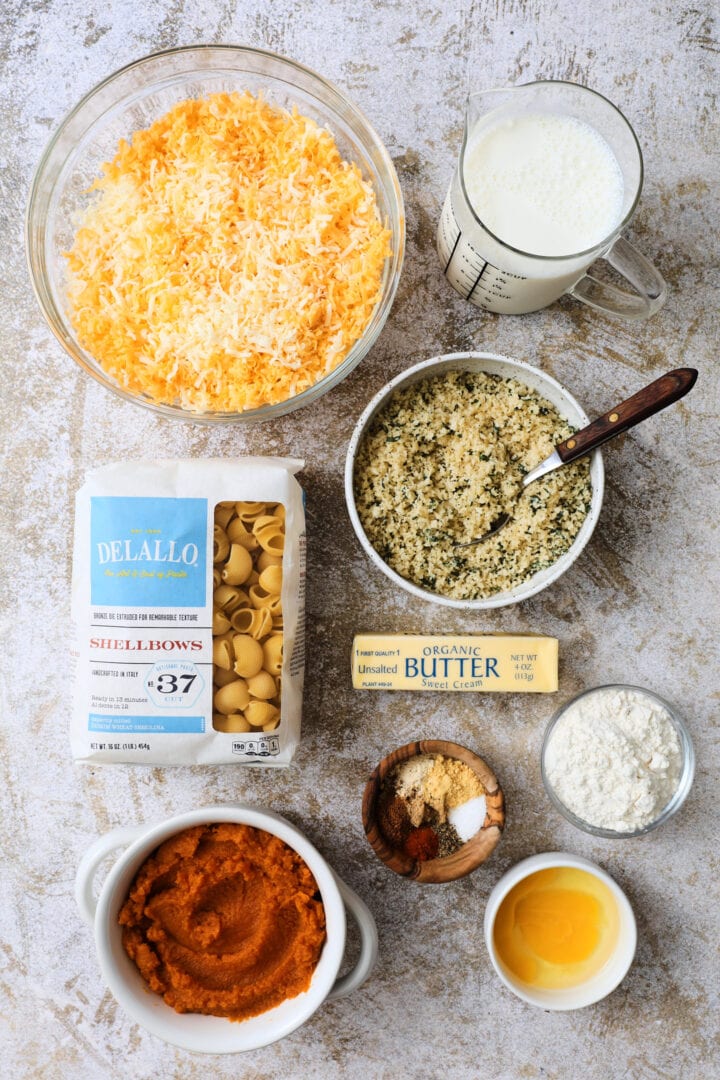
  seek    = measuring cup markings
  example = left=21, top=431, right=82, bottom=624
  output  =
left=439, top=189, right=541, bottom=310
left=437, top=82, right=666, bottom=319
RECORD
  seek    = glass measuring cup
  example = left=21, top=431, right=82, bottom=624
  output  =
left=437, top=81, right=666, bottom=318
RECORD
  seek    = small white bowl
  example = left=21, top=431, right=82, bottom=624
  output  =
left=345, top=352, right=604, bottom=609
left=484, top=852, right=637, bottom=1010
left=75, top=804, right=378, bottom=1053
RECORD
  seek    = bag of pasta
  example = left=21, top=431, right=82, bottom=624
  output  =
left=70, top=458, right=305, bottom=766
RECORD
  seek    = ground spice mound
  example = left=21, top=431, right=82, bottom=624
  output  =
left=118, top=823, right=326, bottom=1021
left=65, top=91, right=391, bottom=413
left=423, top=757, right=484, bottom=809
left=377, top=753, right=486, bottom=860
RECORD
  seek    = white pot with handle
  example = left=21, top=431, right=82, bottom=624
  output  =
left=75, top=804, right=378, bottom=1053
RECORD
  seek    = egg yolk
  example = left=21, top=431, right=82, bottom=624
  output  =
left=493, top=866, right=620, bottom=990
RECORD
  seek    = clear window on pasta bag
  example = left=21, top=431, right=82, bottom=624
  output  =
left=71, top=458, right=305, bottom=766
left=212, top=502, right=285, bottom=736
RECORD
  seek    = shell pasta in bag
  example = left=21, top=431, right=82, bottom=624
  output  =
left=71, top=459, right=305, bottom=765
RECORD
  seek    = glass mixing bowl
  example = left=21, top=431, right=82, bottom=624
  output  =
left=541, top=684, right=695, bottom=838
left=26, top=45, right=405, bottom=423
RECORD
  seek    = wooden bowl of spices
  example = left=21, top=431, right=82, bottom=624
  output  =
left=362, top=740, right=505, bottom=883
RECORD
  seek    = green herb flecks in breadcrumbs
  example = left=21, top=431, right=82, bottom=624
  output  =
left=353, top=370, right=592, bottom=600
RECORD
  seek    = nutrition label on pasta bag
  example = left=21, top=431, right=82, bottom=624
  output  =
left=231, top=734, right=281, bottom=758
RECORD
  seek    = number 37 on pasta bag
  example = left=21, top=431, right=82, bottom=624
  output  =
left=145, top=661, right=204, bottom=708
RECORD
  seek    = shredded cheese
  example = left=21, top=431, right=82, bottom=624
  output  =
left=64, top=92, right=392, bottom=412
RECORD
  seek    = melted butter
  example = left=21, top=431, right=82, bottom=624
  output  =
left=493, top=866, right=620, bottom=989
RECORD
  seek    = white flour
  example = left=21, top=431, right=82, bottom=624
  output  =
left=544, top=686, right=683, bottom=832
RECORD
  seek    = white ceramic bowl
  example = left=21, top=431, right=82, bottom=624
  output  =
left=484, top=852, right=637, bottom=1010
left=75, top=804, right=378, bottom=1053
left=345, top=352, right=604, bottom=609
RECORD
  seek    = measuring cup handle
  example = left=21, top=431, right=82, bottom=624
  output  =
left=569, top=236, right=667, bottom=320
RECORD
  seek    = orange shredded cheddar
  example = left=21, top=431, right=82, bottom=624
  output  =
left=64, top=92, right=391, bottom=412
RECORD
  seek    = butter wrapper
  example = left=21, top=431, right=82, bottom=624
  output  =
left=352, top=634, right=558, bottom=692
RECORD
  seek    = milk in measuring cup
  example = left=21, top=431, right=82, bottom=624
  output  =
left=464, top=113, right=624, bottom=257
left=438, top=111, right=625, bottom=313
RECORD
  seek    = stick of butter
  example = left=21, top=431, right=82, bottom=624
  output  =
left=352, top=634, right=558, bottom=692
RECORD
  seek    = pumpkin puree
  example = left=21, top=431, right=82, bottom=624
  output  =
left=118, top=823, right=326, bottom=1021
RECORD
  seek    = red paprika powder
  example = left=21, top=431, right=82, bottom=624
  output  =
left=403, top=825, right=439, bottom=862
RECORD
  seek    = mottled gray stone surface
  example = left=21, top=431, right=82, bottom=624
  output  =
left=1, top=1, right=718, bottom=1078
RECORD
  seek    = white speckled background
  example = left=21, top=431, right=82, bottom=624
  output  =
left=1, top=1, right=718, bottom=1077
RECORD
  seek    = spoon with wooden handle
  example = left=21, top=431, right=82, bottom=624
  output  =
left=457, top=367, right=698, bottom=547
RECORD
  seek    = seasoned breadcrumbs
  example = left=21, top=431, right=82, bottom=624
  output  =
left=353, top=370, right=592, bottom=599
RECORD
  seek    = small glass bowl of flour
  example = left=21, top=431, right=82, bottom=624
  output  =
left=541, top=685, right=694, bottom=837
